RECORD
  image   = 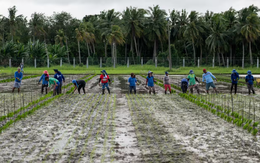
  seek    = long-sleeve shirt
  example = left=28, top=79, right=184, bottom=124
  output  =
left=48, top=78, right=59, bottom=87
left=163, top=76, right=170, bottom=85
left=14, top=71, right=23, bottom=83
left=231, top=73, right=240, bottom=84
left=39, top=74, right=49, bottom=85
left=202, top=72, right=216, bottom=83
left=54, top=72, right=65, bottom=83
left=245, top=75, right=254, bottom=85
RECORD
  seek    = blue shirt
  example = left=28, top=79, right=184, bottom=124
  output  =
left=128, top=77, right=137, bottom=86
left=14, top=71, right=23, bottom=83
left=202, top=72, right=216, bottom=83
left=231, top=73, right=239, bottom=84
left=146, top=76, right=154, bottom=87
left=246, top=75, right=254, bottom=85
left=181, top=78, right=189, bottom=88
left=54, top=72, right=65, bottom=83
left=39, top=74, right=49, bottom=85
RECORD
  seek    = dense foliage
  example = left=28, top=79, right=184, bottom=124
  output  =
left=1, top=5, right=260, bottom=67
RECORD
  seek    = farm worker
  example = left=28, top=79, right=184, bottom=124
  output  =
left=146, top=71, right=156, bottom=94
left=245, top=70, right=255, bottom=95
left=231, top=69, right=239, bottom=94
left=72, top=80, right=86, bottom=94
left=20, top=63, right=24, bottom=73
left=181, top=78, right=189, bottom=93
left=54, top=69, right=65, bottom=94
left=45, top=77, right=60, bottom=96
left=187, top=70, right=200, bottom=94
left=128, top=73, right=138, bottom=94
left=163, top=72, right=171, bottom=94
left=12, top=67, right=23, bottom=93
left=202, top=69, right=218, bottom=94
left=99, top=70, right=111, bottom=95
left=38, top=70, right=49, bottom=94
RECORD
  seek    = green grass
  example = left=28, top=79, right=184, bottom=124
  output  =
left=0, top=65, right=259, bottom=75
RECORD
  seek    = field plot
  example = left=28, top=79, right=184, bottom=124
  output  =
left=0, top=75, right=260, bottom=162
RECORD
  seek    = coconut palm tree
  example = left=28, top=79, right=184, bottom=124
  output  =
left=80, top=22, right=96, bottom=57
left=29, top=13, right=45, bottom=43
left=206, top=14, right=229, bottom=66
left=99, top=9, right=120, bottom=57
left=183, top=11, right=204, bottom=65
left=8, top=6, right=23, bottom=41
left=75, top=28, right=83, bottom=63
left=122, top=7, right=146, bottom=57
left=241, top=13, right=260, bottom=65
left=55, top=29, right=70, bottom=62
left=145, top=5, right=167, bottom=59
left=104, top=25, right=125, bottom=59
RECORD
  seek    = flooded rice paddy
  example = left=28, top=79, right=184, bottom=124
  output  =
left=0, top=74, right=259, bottom=162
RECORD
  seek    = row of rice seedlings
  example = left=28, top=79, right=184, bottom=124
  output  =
left=21, top=93, right=79, bottom=162
left=33, top=94, right=85, bottom=160
left=135, top=95, right=183, bottom=162
left=126, top=94, right=156, bottom=162
left=75, top=94, right=107, bottom=162
left=180, top=93, right=258, bottom=136
left=128, top=94, right=164, bottom=162
left=68, top=93, right=103, bottom=162
left=41, top=94, right=96, bottom=162
left=109, top=95, right=116, bottom=162
left=54, top=93, right=97, bottom=162
left=101, top=95, right=114, bottom=163
left=89, top=95, right=111, bottom=162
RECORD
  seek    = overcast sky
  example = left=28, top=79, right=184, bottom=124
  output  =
left=0, top=0, right=260, bottom=19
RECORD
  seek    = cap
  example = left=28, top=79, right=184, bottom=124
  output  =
left=43, top=70, right=48, bottom=74
left=203, top=69, right=206, bottom=72
left=53, top=69, right=58, bottom=72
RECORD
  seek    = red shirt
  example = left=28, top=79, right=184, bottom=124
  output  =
left=100, top=74, right=109, bottom=83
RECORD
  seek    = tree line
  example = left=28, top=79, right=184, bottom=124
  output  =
left=0, top=5, right=260, bottom=67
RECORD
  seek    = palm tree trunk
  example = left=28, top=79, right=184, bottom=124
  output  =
left=134, top=36, right=139, bottom=57
left=78, top=40, right=81, bottom=63
left=111, top=44, right=113, bottom=57
left=249, top=41, right=253, bottom=65
left=221, top=52, right=225, bottom=66
left=125, top=43, right=127, bottom=64
left=104, top=42, right=107, bottom=57
left=92, top=43, right=96, bottom=55
left=242, top=42, right=245, bottom=68
left=65, top=39, right=70, bottom=63
left=184, top=42, right=188, bottom=56
left=218, top=53, right=221, bottom=66
left=153, top=39, right=157, bottom=60
left=86, top=43, right=90, bottom=57
left=131, top=37, right=133, bottom=55
left=192, top=40, right=196, bottom=65
left=230, top=45, right=232, bottom=66
left=200, top=44, right=203, bottom=63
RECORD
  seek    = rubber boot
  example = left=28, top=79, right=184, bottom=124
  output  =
left=153, top=91, right=155, bottom=95
left=102, top=89, right=105, bottom=95
left=107, top=88, right=110, bottom=94
left=165, top=91, right=167, bottom=94
left=253, top=90, right=255, bottom=94
left=197, top=89, right=200, bottom=94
